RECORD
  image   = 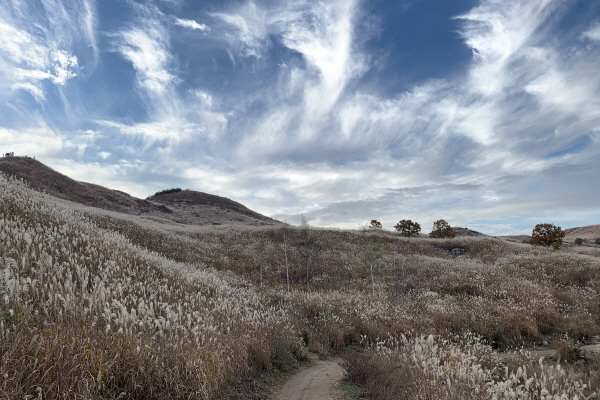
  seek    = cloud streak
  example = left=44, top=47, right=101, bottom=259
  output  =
left=0, top=0, right=99, bottom=101
left=175, top=18, right=209, bottom=32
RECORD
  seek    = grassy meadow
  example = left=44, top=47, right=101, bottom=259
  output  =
left=2, top=173, right=600, bottom=399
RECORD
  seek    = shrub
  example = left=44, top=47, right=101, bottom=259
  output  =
left=150, top=188, right=182, bottom=198
left=429, top=219, right=455, bottom=238
left=369, top=220, right=382, bottom=229
left=574, top=238, right=583, bottom=246
left=596, top=238, right=600, bottom=245
left=394, top=219, right=421, bottom=237
left=530, top=223, right=565, bottom=247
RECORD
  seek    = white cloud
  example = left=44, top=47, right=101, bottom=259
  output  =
left=0, top=0, right=97, bottom=101
left=276, top=0, right=365, bottom=117
left=47, top=159, right=152, bottom=199
left=175, top=18, right=209, bottom=31
left=583, top=23, right=600, bottom=42
left=95, top=88, right=228, bottom=146
left=211, top=1, right=269, bottom=58
left=115, top=25, right=175, bottom=95
left=0, top=124, right=76, bottom=157
left=0, top=23, right=79, bottom=100
left=455, top=0, right=560, bottom=97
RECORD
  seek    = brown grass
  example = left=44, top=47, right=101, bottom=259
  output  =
left=2, top=172, right=600, bottom=398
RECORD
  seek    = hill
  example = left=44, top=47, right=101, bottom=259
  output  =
left=147, top=189, right=278, bottom=226
left=453, top=227, right=487, bottom=237
left=0, top=156, right=279, bottom=226
left=1, top=170, right=600, bottom=399
left=564, top=224, right=600, bottom=240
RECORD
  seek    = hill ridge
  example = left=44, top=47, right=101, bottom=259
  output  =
left=0, top=156, right=279, bottom=226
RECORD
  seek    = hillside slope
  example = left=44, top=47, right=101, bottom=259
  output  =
left=0, top=156, right=279, bottom=226
left=147, top=189, right=279, bottom=225
left=565, top=224, right=600, bottom=239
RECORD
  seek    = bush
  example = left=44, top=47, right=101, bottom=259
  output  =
left=394, top=219, right=421, bottom=237
left=369, top=220, right=382, bottom=229
left=596, top=238, right=600, bottom=245
left=429, top=219, right=455, bottom=238
left=150, top=188, right=182, bottom=198
left=530, top=223, right=565, bottom=247
left=574, top=238, right=583, bottom=246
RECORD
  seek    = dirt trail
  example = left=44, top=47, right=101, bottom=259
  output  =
left=274, top=358, right=345, bottom=400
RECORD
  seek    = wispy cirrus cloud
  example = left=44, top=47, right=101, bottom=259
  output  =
left=211, top=2, right=270, bottom=58
left=0, top=0, right=98, bottom=101
left=174, top=18, right=209, bottom=32
left=1, top=0, right=599, bottom=235
left=583, top=23, right=600, bottom=42
left=0, top=20, right=79, bottom=101
left=112, top=4, right=175, bottom=96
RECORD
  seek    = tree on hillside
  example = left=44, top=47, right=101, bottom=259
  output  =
left=369, top=220, right=382, bottom=229
left=574, top=238, right=583, bottom=246
left=394, top=219, right=421, bottom=237
left=429, top=219, right=455, bottom=238
left=530, top=223, right=565, bottom=248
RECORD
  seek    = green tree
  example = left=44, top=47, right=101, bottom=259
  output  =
left=429, top=219, right=455, bottom=238
left=530, top=223, right=565, bottom=248
left=394, top=219, right=421, bottom=237
left=369, top=220, right=382, bottom=229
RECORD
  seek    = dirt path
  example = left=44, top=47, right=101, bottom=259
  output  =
left=274, top=358, right=345, bottom=400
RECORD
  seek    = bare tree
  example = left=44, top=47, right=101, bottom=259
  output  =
left=361, top=227, right=382, bottom=296
left=300, top=215, right=320, bottom=294
left=281, top=224, right=290, bottom=295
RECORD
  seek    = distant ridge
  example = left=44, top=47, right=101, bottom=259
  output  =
left=453, top=227, right=487, bottom=237
left=0, top=157, right=280, bottom=226
left=564, top=225, right=600, bottom=239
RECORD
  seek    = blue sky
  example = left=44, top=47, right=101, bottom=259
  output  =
left=1, top=0, right=600, bottom=234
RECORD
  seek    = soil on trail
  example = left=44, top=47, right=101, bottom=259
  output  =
left=274, top=358, right=345, bottom=400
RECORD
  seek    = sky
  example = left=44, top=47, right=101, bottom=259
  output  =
left=1, top=0, right=600, bottom=235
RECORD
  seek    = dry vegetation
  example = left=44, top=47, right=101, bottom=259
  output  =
left=2, top=173, right=600, bottom=399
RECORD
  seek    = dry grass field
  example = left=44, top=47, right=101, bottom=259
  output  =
left=2, top=165, right=600, bottom=399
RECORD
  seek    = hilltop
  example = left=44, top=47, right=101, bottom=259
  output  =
left=147, top=189, right=278, bottom=226
left=0, top=156, right=279, bottom=226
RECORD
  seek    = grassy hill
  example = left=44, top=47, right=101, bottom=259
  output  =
left=565, top=224, right=600, bottom=240
left=1, top=168, right=600, bottom=398
left=147, top=189, right=279, bottom=226
left=0, top=156, right=279, bottom=227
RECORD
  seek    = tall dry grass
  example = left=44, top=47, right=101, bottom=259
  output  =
left=2, top=173, right=600, bottom=398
